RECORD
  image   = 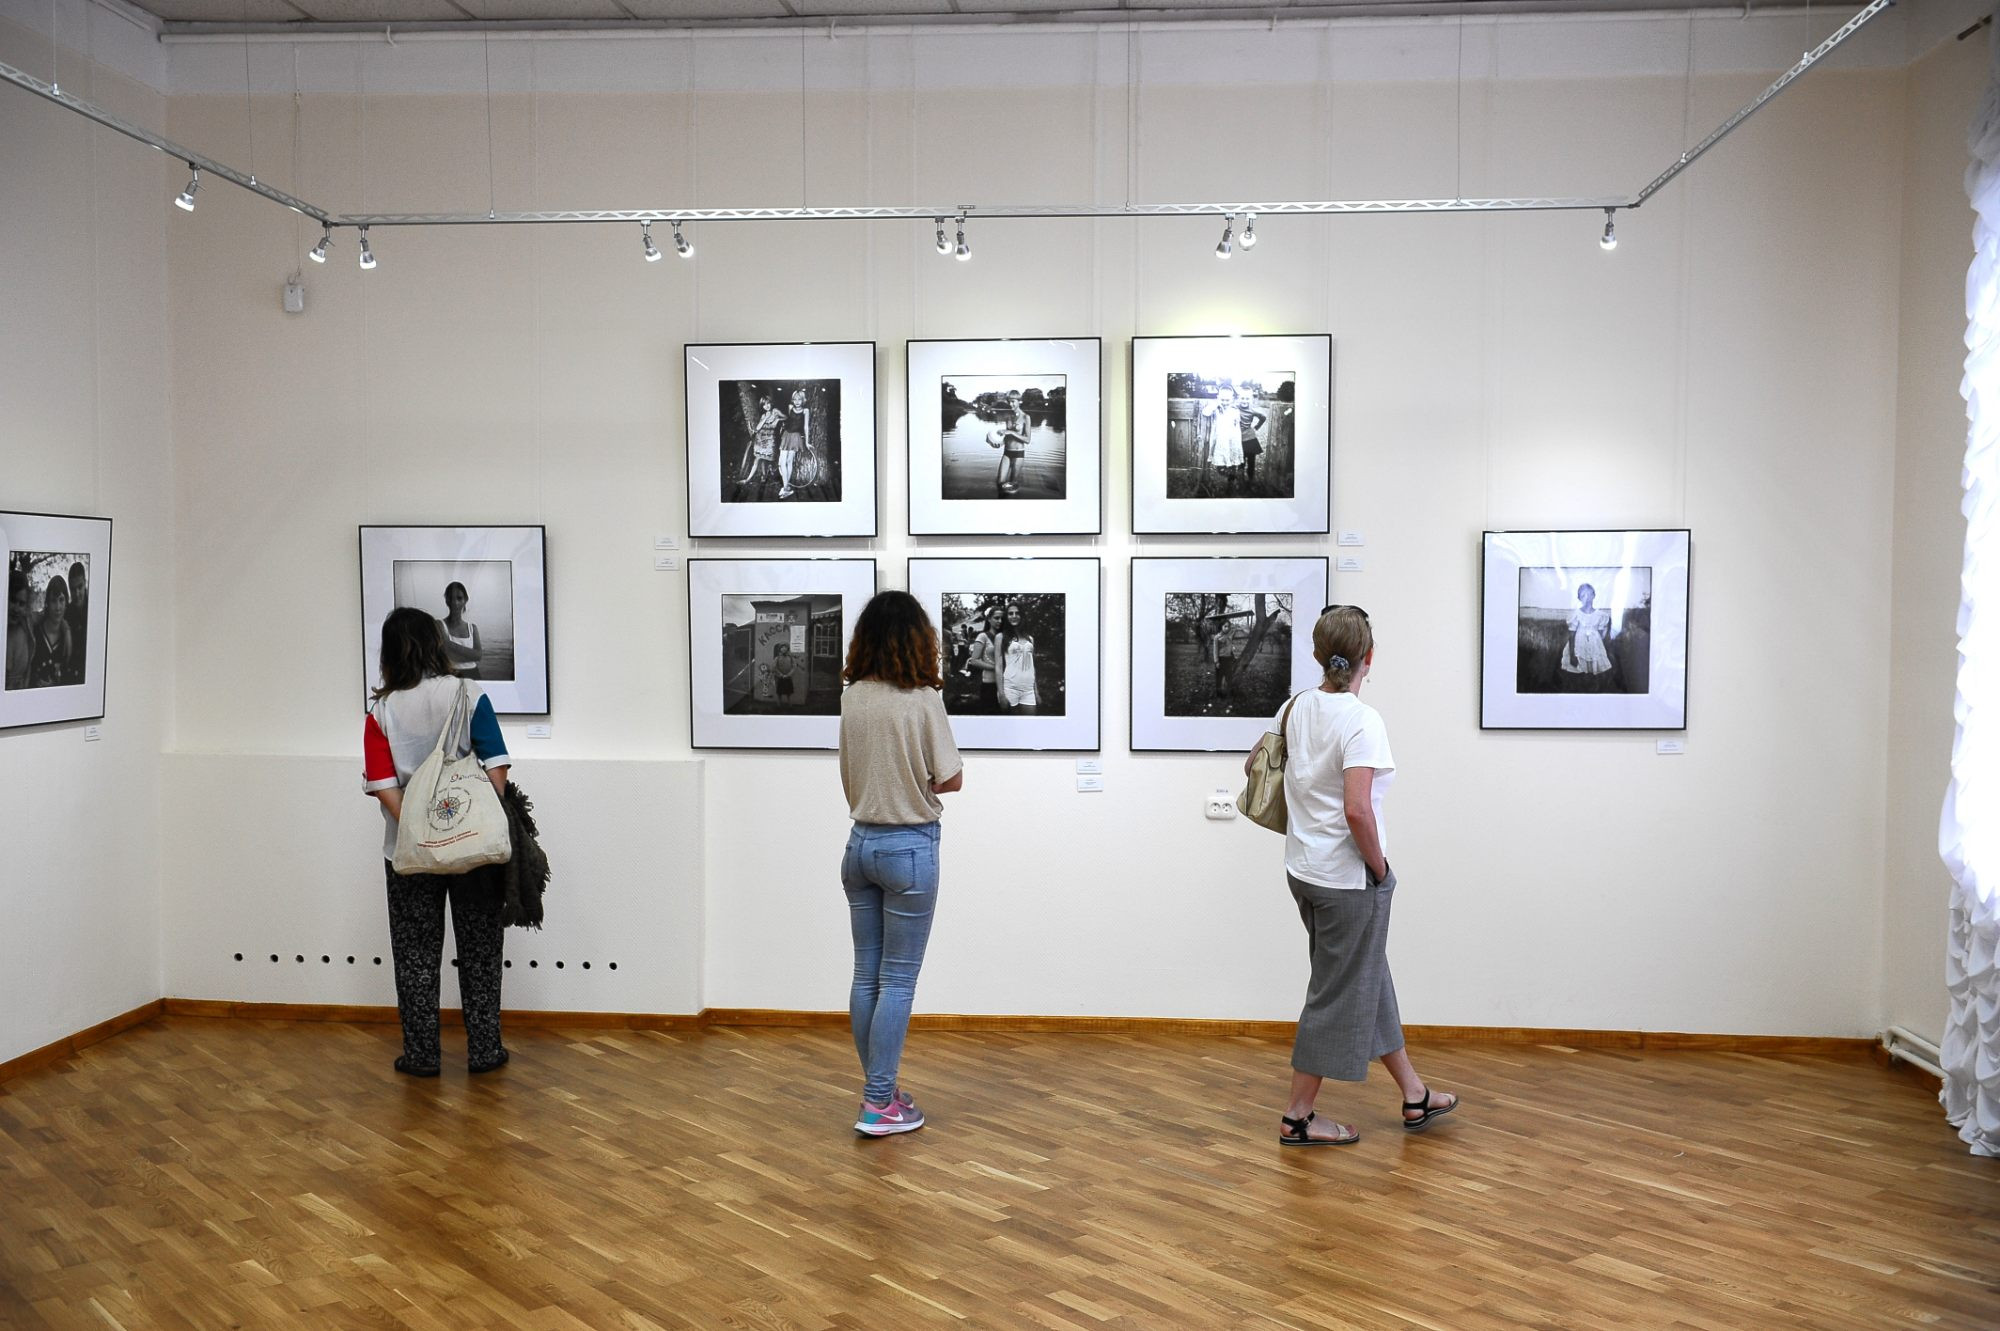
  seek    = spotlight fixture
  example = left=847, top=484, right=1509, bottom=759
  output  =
left=307, top=225, right=332, bottom=264
left=954, top=217, right=970, bottom=262
left=934, top=217, right=950, bottom=256
left=641, top=221, right=662, bottom=263
left=174, top=165, right=199, bottom=212
left=1599, top=208, right=1618, bottom=252
left=357, top=227, right=376, bottom=270
left=672, top=221, right=693, bottom=259
left=1215, top=214, right=1234, bottom=260
left=1239, top=213, right=1257, bottom=250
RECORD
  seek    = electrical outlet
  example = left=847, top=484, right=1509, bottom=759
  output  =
left=1205, top=789, right=1238, bottom=820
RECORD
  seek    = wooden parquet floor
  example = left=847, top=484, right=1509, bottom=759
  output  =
left=1, top=1017, right=1994, bottom=1331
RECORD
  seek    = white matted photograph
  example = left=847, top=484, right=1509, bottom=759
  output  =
left=1130, top=556, right=1327, bottom=751
left=359, top=526, right=549, bottom=715
left=686, top=342, right=877, bottom=538
left=1480, top=529, right=1691, bottom=730
left=687, top=558, right=877, bottom=749
left=2, top=510, right=112, bottom=731
left=908, top=557, right=1101, bottom=751
left=1130, top=334, right=1331, bottom=534
left=907, top=338, right=1102, bottom=535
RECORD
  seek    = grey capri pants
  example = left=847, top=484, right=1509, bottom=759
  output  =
left=1287, top=868, right=1405, bottom=1081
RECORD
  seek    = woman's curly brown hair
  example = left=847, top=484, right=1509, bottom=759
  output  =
left=843, top=590, right=944, bottom=691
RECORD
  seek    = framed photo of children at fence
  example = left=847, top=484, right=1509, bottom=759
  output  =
left=1129, top=556, right=1327, bottom=752
left=1129, top=334, right=1331, bottom=535
left=687, top=557, right=877, bottom=749
left=359, top=525, right=550, bottom=715
left=1480, top=529, right=1691, bottom=730
left=908, top=557, right=1101, bottom=751
left=685, top=341, right=877, bottom=538
left=3, top=510, right=112, bottom=731
left=906, top=338, right=1102, bottom=536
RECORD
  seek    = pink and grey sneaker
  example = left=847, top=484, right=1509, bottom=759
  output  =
left=855, top=1095, right=926, bottom=1137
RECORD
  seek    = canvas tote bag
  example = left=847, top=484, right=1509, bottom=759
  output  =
left=391, top=679, right=513, bottom=876
left=1237, top=690, right=1306, bottom=833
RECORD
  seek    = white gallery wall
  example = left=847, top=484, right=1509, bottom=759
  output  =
left=1, top=0, right=1986, bottom=1063
left=0, top=4, right=172, bottom=1063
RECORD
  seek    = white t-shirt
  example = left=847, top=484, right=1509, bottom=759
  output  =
left=1275, top=689, right=1396, bottom=890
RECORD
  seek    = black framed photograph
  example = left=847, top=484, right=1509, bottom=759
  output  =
left=3, top=510, right=112, bottom=730
left=906, top=338, right=1102, bottom=535
left=1480, top=529, right=1691, bottom=730
left=686, top=341, right=877, bottom=538
left=1130, top=334, right=1331, bottom=534
left=1129, top=556, right=1328, bottom=751
left=358, top=526, right=550, bottom=715
left=687, top=557, right=877, bottom=749
left=907, top=557, right=1101, bottom=751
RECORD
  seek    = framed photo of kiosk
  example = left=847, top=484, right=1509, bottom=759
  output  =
left=908, top=557, right=1101, bottom=751
left=359, top=525, right=550, bottom=715
left=1130, top=333, right=1331, bottom=535
left=3, top=510, right=112, bottom=731
left=906, top=337, right=1102, bottom=535
left=1480, top=529, right=1691, bottom=730
left=688, top=557, right=877, bottom=750
left=686, top=341, right=877, bottom=538
left=1130, top=556, right=1327, bottom=752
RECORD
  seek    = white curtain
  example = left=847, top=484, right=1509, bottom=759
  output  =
left=1943, top=12, right=2000, bottom=1159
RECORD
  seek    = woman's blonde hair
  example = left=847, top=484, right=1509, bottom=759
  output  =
left=1312, top=606, right=1373, bottom=692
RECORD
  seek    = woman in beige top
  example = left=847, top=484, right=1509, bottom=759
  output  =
left=839, top=590, right=964, bottom=1136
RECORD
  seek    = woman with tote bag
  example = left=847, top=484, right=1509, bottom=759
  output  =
left=362, top=607, right=514, bottom=1077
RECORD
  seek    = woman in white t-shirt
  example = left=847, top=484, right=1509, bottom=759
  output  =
left=1246, top=605, right=1459, bottom=1146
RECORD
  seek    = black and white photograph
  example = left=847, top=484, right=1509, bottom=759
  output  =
left=939, top=592, right=1067, bottom=717
left=1162, top=372, right=1295, bottom=500
left=939, top=376, right=1067, bottom=502
left=718, top=379, right=841, bottom=505
left=688, top=558, right=876, bottom=749
left=907, top=339, right=1102, bottom=536
left=1515, top=564, right=1653, bottom=695
left=687, top=343, right=877, bottom=538
left=1162, top=591, right=1294, bottom=718
left=719, top=592, right=845, bottom=716
left=0, top=511, right=112, bottom=730
left=359, top=526, right=549, bottom=715
left=1130, top=556, right=1325, bottom=751
left=1481, top=530, right=1690, bottom=730
left=391, top=559, right=515, bottom=683
left=1131, top=335, right=1331, bottom=534
left=908, top=558, right=1101, bottom=751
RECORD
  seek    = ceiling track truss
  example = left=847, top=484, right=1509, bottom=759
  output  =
left=0, top=0, right=1890, bottom=237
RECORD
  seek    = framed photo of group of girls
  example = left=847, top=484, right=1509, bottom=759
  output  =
left=3, top=509, right=112, bottom=731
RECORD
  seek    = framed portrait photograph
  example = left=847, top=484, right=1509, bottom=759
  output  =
left=908, top=557, right=1101, bottom=752
left=685, top=341, right=878, bottom=538
left=1480, top=529, right=1691, bottom=730
left=3, top=510, right=112, bottom=731
left=687, top=557, right=877, bottom=750
left=1130, top=334, right=1331, bottom=535
left=358, top=526, right=550, bottom=715
left=906, top=337, right=1102, bottom=535
left=1130, top=556, right=1328, bottom=752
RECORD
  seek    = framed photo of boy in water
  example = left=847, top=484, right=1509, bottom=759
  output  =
left=1129, top=556, right=1327, bottom=752
left=2, top=510, right=112, bottom=731
left=908, top=557, right=1101, bottom=752
left=1130, top=334, right=1331, bottom=535
left=906, top=338, right=1102, bottom=535
left=1480, top=529, right=1691, bottom=730
left=686, top=342, right=877, bottom=538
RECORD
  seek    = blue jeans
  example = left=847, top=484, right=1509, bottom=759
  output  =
left=841, top=821, right=940, bottom=1105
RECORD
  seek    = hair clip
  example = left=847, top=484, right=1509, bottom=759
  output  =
left=1329, top=655, right=1350, bottom=671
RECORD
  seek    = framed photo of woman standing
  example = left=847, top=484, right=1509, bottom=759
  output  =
left=359, top=526, right=550, bottom=715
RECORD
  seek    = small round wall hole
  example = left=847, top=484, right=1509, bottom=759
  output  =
left=581, top=962, right=590, bottom=970
left=269, top=954, right=279, bottom=963
left=555, top=961, right=564, bottom=969
left=529, top=960, right=538, bottom=968
left=233, top=953, right=243, bottom=961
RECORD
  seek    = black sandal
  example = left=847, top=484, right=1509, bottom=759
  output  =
left=1279, top=1111, right=1359, bottom=1147
left=469, top=1050, right=510, bottom=1075
left=1401, top=1085, right=1458, bottom=1132
left=394, top=1055, right=439, bottom=1078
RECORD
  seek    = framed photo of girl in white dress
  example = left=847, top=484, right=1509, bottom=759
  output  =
left=685, top=342, right=877, bottom=538
left=1480, top=530, right=1691, bottom=730
left=359, top=526, right=550, bottom=715
left=1130, top=334, right=1331, bottom=534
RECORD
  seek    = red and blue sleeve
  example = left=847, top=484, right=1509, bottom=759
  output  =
left=469, top=694, right=511, bottom=770
left=362, top=713, right=400, bottom=793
